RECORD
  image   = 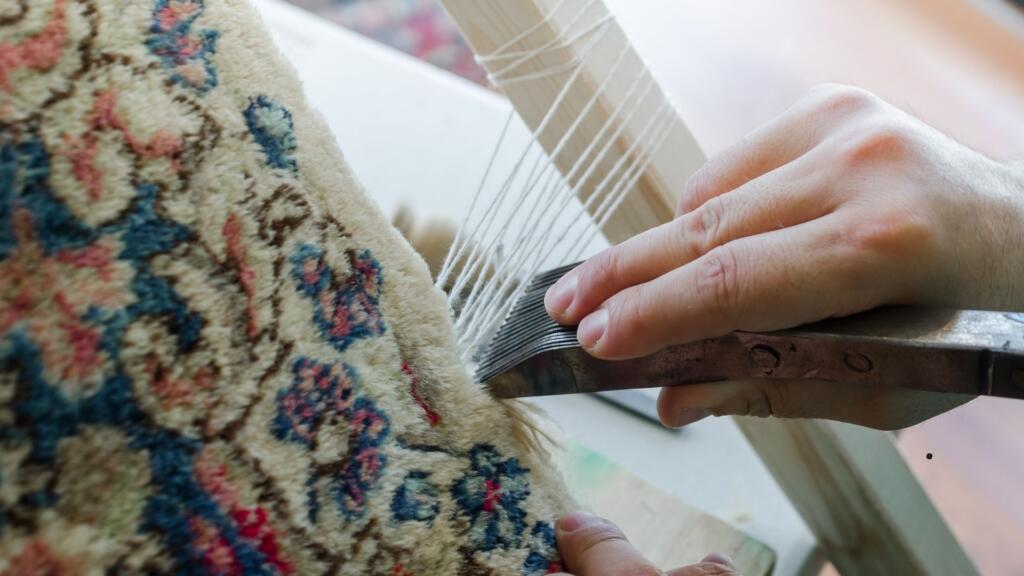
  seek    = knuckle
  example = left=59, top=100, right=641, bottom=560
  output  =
left=810, top=84, right=879, bottom=116
left=696, top=246, right=741, bottom=322
left=683, top=196, right=725, bottom=257
left=753, top=379, right=790, bottom=418
left=841, top=121, right=914, bottom=168
left=568, top=521, right=628, bottom=556
left=680, top=166, right=714, bottom=214
left=586, top=247, right=626, bottom=288
left=610, top=291, right=648, bottom=340
left=843, top=207, right=934, bottom=259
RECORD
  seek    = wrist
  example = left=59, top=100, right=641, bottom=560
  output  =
left=968, top=160, right=1024, bottom=310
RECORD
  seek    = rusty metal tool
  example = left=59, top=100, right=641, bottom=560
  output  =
left=478, top=262, right=1024, bottom=400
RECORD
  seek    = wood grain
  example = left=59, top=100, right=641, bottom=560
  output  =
left=438, top=0, right=703, bottom=244
left=560, top=441, right=776, bottom=575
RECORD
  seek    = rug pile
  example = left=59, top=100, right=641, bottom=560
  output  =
left=0, top=1, right=570, bottom=573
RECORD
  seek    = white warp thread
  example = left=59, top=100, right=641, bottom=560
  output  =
left=439, top=0, right=678, bottom=362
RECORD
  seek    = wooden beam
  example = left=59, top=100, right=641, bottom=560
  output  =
left=560, top=441, right=776, bottom=575
left=440, top=1, right=977, bottom=573
left=439, top=0, right=703, bottom=244
left=735, top=418, right=976, bottom=575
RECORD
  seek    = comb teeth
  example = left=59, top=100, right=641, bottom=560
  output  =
left=475, top=262, right=582, bottom=383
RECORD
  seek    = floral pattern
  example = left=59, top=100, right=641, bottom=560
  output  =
left=391, top=471, right=441, bottom=523
left=148, top=0, right=220, bottom=94
left=245, top=96, right=298, bottom=173
left=522, top=522, right=563, bottom=576
left=290, top=244, right=386, bottom=352
left=0, top=0, right=566, bottom=573
left=451, top=444, right=531, bottom=551
left=272, top=357, right=357, bottom=448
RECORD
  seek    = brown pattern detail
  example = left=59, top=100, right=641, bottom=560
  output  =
left=0, top=0, right=30, bottom=28
left=217, top=340, right=293, bottom=443
left=241, top=446, right=345, bottom=572
left=37, top=0, right=100, bottom=112
left=347, top=519, right=414, bottom=576
left=255, top=184, right=315, bottom=247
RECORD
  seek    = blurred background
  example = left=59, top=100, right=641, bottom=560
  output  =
left=282, top=0, right=486, bottom=84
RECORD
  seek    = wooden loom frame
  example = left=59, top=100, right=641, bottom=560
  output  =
left=438, top=1, right=977, bottom=574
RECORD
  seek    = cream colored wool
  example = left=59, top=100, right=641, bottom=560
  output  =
left=0, top=0, right=574, bottom=573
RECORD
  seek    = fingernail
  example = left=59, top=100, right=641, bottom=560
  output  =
left=701, top=553, right=734, bottom=568
left=545, top=273, right=578, bottom=318
left=577, top=309, right=607, bottom=349
left=557, top=512, right=601, bottom=533
left=671, top=408, right=710, bottom=428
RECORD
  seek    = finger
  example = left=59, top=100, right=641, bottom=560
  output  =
left=549, top=156, right=837, bottom=324
left=556, top=512, right=662, bottom=576
left=657, top=378, right=975, bottom=431
left=678, top=84, right=879, bottom=214
left=576, top=214, right=887, bottom=360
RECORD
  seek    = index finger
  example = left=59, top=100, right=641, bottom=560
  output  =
left=575, top=214, right=891, bottom=360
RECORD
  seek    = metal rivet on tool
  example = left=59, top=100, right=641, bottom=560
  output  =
left=844, top=352, right=873, bottom=373
left=749, top=344, right=781, bottom=374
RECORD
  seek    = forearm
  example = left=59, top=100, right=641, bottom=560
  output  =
left=951, top=158, right=1024, bottom=311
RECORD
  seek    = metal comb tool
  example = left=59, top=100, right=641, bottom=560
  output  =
left=478, top=263, right=1024, bottom=401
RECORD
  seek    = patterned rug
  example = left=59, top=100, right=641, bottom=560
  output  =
left=283, top=0, right=487, bottom=85
left=0, top=0, right=570, bottom=573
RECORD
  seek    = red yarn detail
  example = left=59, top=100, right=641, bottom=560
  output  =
left=144, top=356, right=214, bottom=409
left=92, top=89, right=183, bottom=162
left=54, top=292, right=102, bottom=382
left=63, top=88, right=185, bottom=199
left=482, top=478, right=502, bottom=512
left=234, top=508, right=295, bottom=575
left=56, top=243, right=114, bottom=280
left=402, top=362, right=440, bottom=426
left=190, top=516, right=240, bottom=576
left=63, top=133, right=103, bottom=200
left=1, top=539, right=77, bottom=575
left=391, top=563, right=414, bottom=576
left=0, top=0, right=67, bottom=92
left=195, top=451, right=295, bottom=574
left=222, top=213, right=260, bottom=338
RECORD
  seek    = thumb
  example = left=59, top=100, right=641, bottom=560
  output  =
left=555, top=512, right=663, bottom=576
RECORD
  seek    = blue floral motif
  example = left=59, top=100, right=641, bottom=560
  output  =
left=0, top=131, right=281, bottom=574
left=391, top=471, right=440, bottom=524
left=290, top=245, right=386, bottom=352
left=270, top=357, right=390, bottom=520
left=244, top=96, right=298, bottom=173
left=332, top=397, right=390, bottom=519
left=272, top=357, right=357, bottom=448
left=523, top=521, right=563, bottom=575
left=451, top=444, right=531, bottom=551
left=147, top=0, right=220, bottom=94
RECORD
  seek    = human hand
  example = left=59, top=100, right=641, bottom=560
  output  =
left=545, top=84, right=1024, bottom=429
left=553, top=512, right=738, bottom=576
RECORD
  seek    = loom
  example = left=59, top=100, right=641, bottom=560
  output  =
left=435, top=1, right=976, bottom=574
